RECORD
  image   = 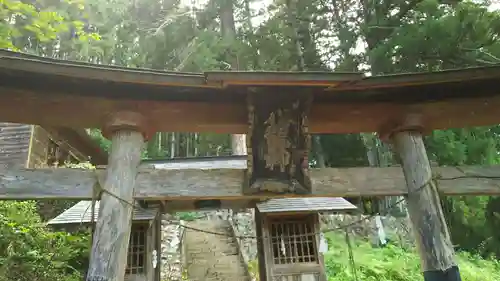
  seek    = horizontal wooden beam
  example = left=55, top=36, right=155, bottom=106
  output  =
left=1, top=165, right=500, bottom=200
left=2, top=88, right=500, bottom=135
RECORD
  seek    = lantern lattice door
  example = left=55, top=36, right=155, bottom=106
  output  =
left=266, top=214, right=323, bottom=281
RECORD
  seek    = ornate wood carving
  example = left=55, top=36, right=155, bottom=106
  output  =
left=244, top=91, right=312, bottom=195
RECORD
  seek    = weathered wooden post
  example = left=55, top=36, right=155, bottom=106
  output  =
left=382, top=114, right=461, bottom=281
left=86, top=111, right=148, bottom=281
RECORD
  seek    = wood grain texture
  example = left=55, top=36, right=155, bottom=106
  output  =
left=86, top=130, right=144, bottom=281
left=0, top=123, right=31, bottom=169
left=3, top=89, right=500, bottom=135
left=245, top=92, right=311, bottom=195
left=392, top=131, right=456, bottom=272
left=27, top=126, right=50, bottom=168
left=1, top=165, right=500, bottom=200
left=255, top=209, right=268, bottom=281
left=232, top=134, right=247, bottom=155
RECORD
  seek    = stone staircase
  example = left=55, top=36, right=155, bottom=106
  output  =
left=184, top=220, right=251, bottom=281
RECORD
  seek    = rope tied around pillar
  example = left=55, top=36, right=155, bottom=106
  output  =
left=86, top=111, right=150, bottom=281
left=87, top=171, right=159, bottom=239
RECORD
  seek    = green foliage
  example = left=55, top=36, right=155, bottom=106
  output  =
left=176, top=212, right=200, bottom=221
left=422, top=127, right=500, bottom=258
left=247, top=259, right=260, bottom=281
left=0, top=201, right=89, bottom=281
left=87, top=128, right=111, bottom=152
left=324, top=233, right=500, bottom=281
left=317, top=134, right=368, bottom=168
left=386, top=1, right=500, bottom=71
left=0, top=0, right=100, bottom=52
left=426, top=127, right=500, bottom=166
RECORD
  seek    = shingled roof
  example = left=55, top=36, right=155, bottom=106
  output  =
left=48, top=200, right=157, bottom=225
left=144, top=155, right=246, bottom=169
left=256, top=197, right=357, bottom=213
left=0, top=123, right=31, bottom=169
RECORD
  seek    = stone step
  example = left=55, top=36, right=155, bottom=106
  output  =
left=184, top=220, right=251, bottom=281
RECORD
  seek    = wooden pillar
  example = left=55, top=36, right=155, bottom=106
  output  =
left=254, top=208, right=268, bottom=281
left=154, top=204, right=163, bottom=281
left=383, top=115, right=461, bottom=281
left=86, top=111, right=148, bottom=281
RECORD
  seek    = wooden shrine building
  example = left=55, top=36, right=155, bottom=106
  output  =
left=0, top=123, right=106, bottom=169
left=4, top=49, right=500, bottom=281
left=255, top=197, right=356, bottom=281
left=49, top=201, right=160, bottom=281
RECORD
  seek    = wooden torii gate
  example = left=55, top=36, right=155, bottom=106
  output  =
left=1, top=50, right=500, bottom=281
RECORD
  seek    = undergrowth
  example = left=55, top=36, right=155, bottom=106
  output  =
left=324, top=232, right=500, bottom=281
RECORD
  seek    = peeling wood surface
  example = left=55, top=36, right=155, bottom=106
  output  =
left=2, top=87, right=500, bottom=136
left=86, top=131, right=144, bottom=281
left=1, top=165, right=500, bottom=200
left=392, top=131, right=456, bottom=272
left=245, top=93, right=312, bottom=195
left=2, top=89, right=500, bottom=135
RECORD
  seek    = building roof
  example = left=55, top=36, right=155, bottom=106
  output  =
left=48, top=200, right=157, bottom=225
left=0, top=123, right=106, bottom=169
left=0, top=123, right=31, bottom=169
left=256, top=197, right=357, bottom=213
left=44, top=127, right=107, bottom=165
left=2, top=49, right=500, bottom=135
left=143, top=155, right=246, bottom=169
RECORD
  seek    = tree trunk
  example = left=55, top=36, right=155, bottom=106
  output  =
left=146, top=133, right=159, bottom=158
left=194, top=133, right=199, bottom=156
left=313, top=135, right=326, bottom=168
left=219, top=0, right=247, bottom=155
left=170, top=132, right=175, bottom=158
left=287, top=0, right=326, bottom=168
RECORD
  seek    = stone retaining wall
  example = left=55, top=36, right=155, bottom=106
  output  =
left=160, top=215, right=183, bottom=281
left=159, top=210, right=411, bottom=280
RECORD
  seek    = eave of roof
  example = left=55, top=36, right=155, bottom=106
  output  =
left=2, top=50, right=500, bottom=135
left=256, top=197, right=357, bottom=213
left=48, top=200, right=157, bottom=225
left=2, top=49, right=500, bottom=105
left=2, top=49, right=500, bottom=90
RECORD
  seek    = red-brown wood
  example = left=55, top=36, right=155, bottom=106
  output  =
left=1, top=89, right=500, bottom=135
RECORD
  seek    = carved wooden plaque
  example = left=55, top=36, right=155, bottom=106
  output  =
left=244, top=91, right=312, bottom=195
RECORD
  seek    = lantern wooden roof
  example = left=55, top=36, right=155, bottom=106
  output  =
left=1, top=50, right=500, bottom=134
left=48, top=200, right=157, bottom=225
left=256, top=197, right=357, bottom=213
